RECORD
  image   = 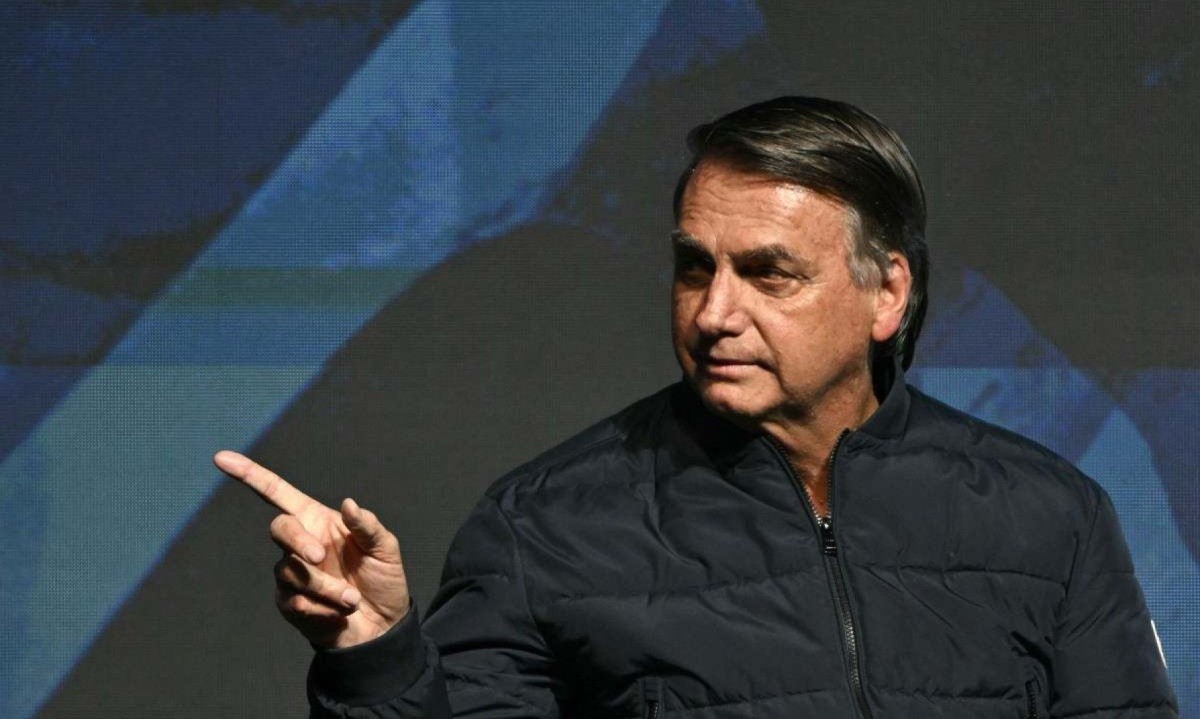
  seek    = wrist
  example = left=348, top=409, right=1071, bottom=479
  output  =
left=309, top=603, right=428, bottom=706
left=331, top=606, right=408, bottom=650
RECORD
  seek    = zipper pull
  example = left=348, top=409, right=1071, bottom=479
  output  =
left=646, top=699, right=661, bottom=719
left=642, top=677, right=662, bottom=719
left=819, top=516, right=837, bottom=555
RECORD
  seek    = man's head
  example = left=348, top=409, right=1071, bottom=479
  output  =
left=673, top=96, right=928, bottom=372
left=670, top=97, right=927, bottom=430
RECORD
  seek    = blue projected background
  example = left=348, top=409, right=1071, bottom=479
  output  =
left=1, top=2, right=1197, bottom=717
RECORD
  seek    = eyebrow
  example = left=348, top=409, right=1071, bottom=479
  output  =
left=670, top=230, right=803, bottom=265
left=670, top=230, right=708, bottom=257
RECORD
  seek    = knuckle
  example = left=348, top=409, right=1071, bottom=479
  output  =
left=382, top=532, right=401, bottom=553
left=262, top=474, right=280, bottom=500
left=292, top=556, right=313, bottom=581
left=275, top=587, right=298, bottom=614
left=269, top=514, right=291, bottom=537
left=284, top=592, right=311, bottom=615
left=274, top=555, right=310, bottom=588
left=306, top=570, right=330, bottom=595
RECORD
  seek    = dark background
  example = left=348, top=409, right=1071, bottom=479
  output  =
left=1, top=1, right=1196, bottom=716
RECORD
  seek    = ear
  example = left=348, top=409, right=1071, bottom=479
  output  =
left=871, top=251, right=912, bottom=344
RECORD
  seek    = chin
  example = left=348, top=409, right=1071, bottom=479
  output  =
left=693, top=378, right=770, bottom=428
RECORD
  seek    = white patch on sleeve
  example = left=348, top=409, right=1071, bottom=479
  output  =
left=1151, top=619, right=1167, bottom=668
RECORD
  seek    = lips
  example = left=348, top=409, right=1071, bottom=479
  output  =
left=694, top=355, right=761, bottom=377
left=696, top=351, right=759, bottom=365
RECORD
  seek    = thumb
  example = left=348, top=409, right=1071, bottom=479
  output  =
left=341, top=498, right=401, bottom=561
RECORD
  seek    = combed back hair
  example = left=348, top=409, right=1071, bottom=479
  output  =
left=673, top=96, right=929, bottom=372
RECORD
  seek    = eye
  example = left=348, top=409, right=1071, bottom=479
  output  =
left=673, top=254, right=714, bottom=286
left=674, top=264, right=711, bottom=286
left=747, top=265, right=793, bottom=282
left=744, top=264, right=802, bottom=295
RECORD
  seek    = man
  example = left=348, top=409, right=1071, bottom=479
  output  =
left=216, top=97, right=1177, bottom=717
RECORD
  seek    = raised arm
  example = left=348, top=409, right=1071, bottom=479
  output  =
left=216, top=451, right=559, bottom=718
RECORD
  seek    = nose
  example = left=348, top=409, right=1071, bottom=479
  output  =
left=693, top=268, right=747, bottom=337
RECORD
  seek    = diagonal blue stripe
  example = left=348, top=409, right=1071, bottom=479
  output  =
left=0, top=2, right=675, bottom=716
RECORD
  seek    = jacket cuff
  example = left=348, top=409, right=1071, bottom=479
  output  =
left=308, top=604, right=427, bottom=706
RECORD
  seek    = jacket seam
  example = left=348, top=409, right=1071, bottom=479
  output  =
left=445, top=671, right=548, bottom=715
left=544, top=565, right=823, bottom=605
left=490, top=495, right=564, bottom=710
left=493, top=433, right=630, bottom=499
left=665, top=686, right=832, bottom=715
left=438, top=569, right=511, bottom=583
left=1055, top=702, right=1177, bottom=718
left=869, top=684, right=1012, bottom=700
left=510, top=478, right=653, bottom=500
left=1055, top=486, right=1103, bottom=629
left=846, top=444, right=1084, bottom=481
left=855, top=562, right=1067, bottom=587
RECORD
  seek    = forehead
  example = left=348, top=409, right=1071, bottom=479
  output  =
left=677, top=161, right=853, bottom=254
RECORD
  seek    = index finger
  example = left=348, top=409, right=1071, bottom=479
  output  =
left=213, top=450, right=315, bottom=515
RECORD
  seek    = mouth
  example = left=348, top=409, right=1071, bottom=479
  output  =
left=695, top=355, right=760, bottom=376
left=696, top=350, right=759, bottom=365
left=705, top=358, right=755, bottom=366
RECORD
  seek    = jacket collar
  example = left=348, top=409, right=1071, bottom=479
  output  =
left=854, top=356, right=910, bottom=443
left=671, top=356, right=911, bottom=464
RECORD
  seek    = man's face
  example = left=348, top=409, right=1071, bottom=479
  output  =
left=671, top=161, right=899, bottom=429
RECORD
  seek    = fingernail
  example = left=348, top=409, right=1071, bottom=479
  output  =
left=303, top=545, right=324, bottom=564
left=341, top=586, right=361, bottom=607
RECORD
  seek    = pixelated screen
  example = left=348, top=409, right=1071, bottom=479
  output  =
left=1, top=2, right=1197, bottom=717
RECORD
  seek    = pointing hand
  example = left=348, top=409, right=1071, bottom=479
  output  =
left=214, top=450, right=410, bottom=649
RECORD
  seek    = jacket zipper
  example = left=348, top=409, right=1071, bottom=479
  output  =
left=769, top=430, right=873, bottom=719
left=643, top=676, right=662, bottom=719
left=1025, top=678, right=1039, bottom=719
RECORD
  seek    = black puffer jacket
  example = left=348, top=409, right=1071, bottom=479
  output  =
left=309, top=371, right=1177, bottom=718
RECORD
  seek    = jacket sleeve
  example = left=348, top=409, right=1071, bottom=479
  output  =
left=1048, top=486, right=1178, bottom=717
left=307, top=493, right=562, bottom=718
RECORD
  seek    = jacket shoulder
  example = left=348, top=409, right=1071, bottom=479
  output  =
left=902, top=385, right=1107, bottom=511
left=482, top=384, right=678, bottom=501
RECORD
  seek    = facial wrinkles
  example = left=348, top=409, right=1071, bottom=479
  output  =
left=682, top=174, right=810, bottom=245
left=680, top=208, right=821, bottom=372
left=679, top=187, right=849, bottom=321
left=685, top=177, right=868, bottom=335
left=684, top=168, right=870, bottom=302
left=671, top=162, right=886, bottom=436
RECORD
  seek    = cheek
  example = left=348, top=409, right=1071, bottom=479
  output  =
left=669, top=301, right=690, bottom=355
left=670, top=291, right=696, bottom=334
left=761, top=299, right=865, bottom=368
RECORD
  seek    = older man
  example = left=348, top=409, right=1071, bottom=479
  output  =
left=216, top=97, right=1176, bottom=717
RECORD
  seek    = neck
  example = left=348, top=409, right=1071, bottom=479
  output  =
left=761, top=379, right=880, bottom=518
